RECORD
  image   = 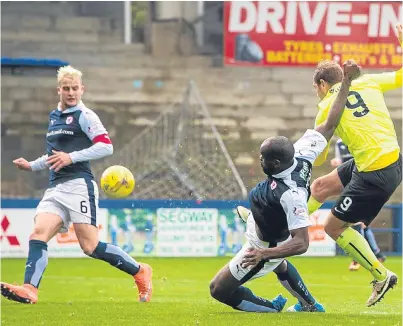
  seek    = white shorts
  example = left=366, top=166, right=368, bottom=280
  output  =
left=36, top=178, right=99, bottom=233
left=229, top=213, right=290, bottom=282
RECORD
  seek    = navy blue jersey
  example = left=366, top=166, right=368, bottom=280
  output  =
left=249, top=130, right=328, bottom=243
left=46, top=102, right=108, bottom=186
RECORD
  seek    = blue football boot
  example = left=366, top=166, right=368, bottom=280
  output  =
left=287, top=301, right=325, bottom=312
left=271, top=294, right=288, bottom=312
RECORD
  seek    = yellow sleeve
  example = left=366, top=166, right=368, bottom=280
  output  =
left=365, top=68, right=402, bottom=92
left=313, top=142, right=330, bottom=166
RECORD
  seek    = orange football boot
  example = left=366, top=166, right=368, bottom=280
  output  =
left=1, top=283, right=38, bottom=304
left=133, top=263, right=153, bottom=302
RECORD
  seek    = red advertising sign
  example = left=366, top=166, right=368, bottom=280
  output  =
left=224, top=1, right=402, bottom=68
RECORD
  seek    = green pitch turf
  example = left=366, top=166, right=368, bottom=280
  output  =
left=1, top=257, right=401, bottom=326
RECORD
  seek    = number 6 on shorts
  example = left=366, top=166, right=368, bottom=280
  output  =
left=80, top=200, right=88, bottom=214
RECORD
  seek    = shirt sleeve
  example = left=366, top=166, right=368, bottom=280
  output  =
left=279, top=189, right=312, bottom=231
left=293, top=129, right=328, bottom=165
left=79, top=109, right=112, bottom=144
left=69, top=142, right=113, bottom=164
left=29, top=154, right=48, bottom=171
left=365, top=68, right=402, bottom=93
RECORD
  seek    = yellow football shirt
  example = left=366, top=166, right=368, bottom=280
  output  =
left=314, top=69, right=402, bottom=172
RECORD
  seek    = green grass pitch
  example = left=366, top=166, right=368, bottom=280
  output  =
left=1, top=257, right=401, bottom=325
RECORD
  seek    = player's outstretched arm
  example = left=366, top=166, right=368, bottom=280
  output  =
left=315, top=60, right=361, bottom=141
left=14, top=154, right=48, bottom=172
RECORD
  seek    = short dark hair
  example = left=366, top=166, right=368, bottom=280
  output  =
left=313, top=60, right=343, bottom=86
left=261, top=136, right=294, bottom=163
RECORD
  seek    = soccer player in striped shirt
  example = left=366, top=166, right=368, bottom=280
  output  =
left=308, top=24, right=402, bottom=307
left=1, top=66, right=153, bottom=304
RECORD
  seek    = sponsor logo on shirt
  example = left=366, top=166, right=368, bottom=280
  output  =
left=299, top=161, right=311, bottom=182
left=46, top=129, right=74, bottom=137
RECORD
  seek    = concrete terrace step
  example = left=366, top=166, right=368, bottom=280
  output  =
left=2, top=40, right=140, bottom=56
left=82, top=66, right=272, bottom=81
left=282, top=81, right=315, bottom=95
left=385, top=99, right=403, bottom=111
left=1, top=52, right=144, bottom=68
left=1, top=75, right=280, bottom=97
left=270, top=67, right=314, bottom=82
left=7, top=52, right=142, bottom=67
left=1, top=31, right=121, bottom=45
left=1, top=14, right=118, bottom=34
left=83, top=90, right=291, bottom=109
left=206, top=105, right=302, bottom=119
left=81, top=56, right=213, bottom=69
left=1, top=1, right=77, bottom=16
left=81, top=78, right=282, bottom=95
left=37, top=42, right=144, bottom=54
left=1, top=76, right=56, bottom=88
left=2, top=87, right=57, bottom=103
left=1, top=52, right=211, bottom=69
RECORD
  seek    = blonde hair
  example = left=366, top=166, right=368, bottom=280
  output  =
left=57, top=65, right=83, bottom=85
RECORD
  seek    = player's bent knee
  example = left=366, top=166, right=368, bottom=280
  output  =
left=209, top=280, right=225, bottom=300
left=209, top=280, right=218, bottom=298
left=311, top=177, right=334, bottom=202
left=30, top=226, right=48, bottom=241
left=74, top=224, right=99, bottom=256
left=30, top=213, right=62, bottom=242
left=310, top=178, right=326, bottom=202
left=311, top=175, right=341, bottom=202
left=273, top=260, right=287, bottom=274
left=81, top=242, right=98, bottom=256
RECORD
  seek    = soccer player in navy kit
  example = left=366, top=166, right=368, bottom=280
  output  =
left=1, top=66, right=153, bottom=304
left=209, top=61, right=360, bottom=313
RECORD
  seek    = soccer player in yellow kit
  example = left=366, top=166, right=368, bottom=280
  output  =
left=308, top=23, right=402, bottom=307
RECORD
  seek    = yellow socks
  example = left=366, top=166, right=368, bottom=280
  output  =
left=308, top=196, right=323, bottom=215
left=336, top=227, right=387, bottom=281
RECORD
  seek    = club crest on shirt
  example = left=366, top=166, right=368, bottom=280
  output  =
left=66, top=116, right=74, bottom=125
left=293, top=206, right=308, bottom=218
left=270, top=180, right=277, bottom=190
